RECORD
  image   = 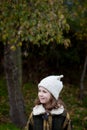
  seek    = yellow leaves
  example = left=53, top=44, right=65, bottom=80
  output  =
left=2, top=34, right=8, bottom=41
left=36, top=34, right=41, bottom=41
left=10, top=42, right=22, bottom=51
left=60, top=14, right=64, bottom=19
left=18, top=42, right=22, bottom=46
left=63, top=39, right=71, bottom=48
left=75, top=32, right=87, bottom=40
left=48, top=0, right=53, bottom=5
left=56, top=34, right=63, bottom=43
left=83, top=117, right=87, bottom=121
left=10, top=45, right=16, bottom=51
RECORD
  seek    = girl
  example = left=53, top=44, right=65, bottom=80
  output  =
left=25, top=75, right=72, bottom=130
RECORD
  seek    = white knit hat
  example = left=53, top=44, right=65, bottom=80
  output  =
left=38, top=75, right=64, bottom=100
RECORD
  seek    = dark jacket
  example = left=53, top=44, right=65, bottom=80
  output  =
left=25, top=105, right=72, bottom=130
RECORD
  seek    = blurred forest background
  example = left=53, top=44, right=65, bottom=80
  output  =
left=0, top=0, right=87, bottom=130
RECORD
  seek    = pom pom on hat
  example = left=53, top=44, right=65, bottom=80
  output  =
left=38, top=75, right=64, bottom=100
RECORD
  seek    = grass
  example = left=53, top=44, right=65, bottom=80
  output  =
left=0, top=123, right=20, bottom=130
left=0, top=77, right=87, bottom=130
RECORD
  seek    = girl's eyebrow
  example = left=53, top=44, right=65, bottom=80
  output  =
left=38, top=88, right=47, bottom=92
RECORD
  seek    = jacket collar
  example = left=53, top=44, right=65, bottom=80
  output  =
left=33, top=104, right=64, bottom=115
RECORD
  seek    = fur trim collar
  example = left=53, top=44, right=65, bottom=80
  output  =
left=33, top=104, right=64, bottom=115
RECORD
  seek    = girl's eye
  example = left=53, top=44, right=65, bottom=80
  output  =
left=43, top=90, right=47, bottom=93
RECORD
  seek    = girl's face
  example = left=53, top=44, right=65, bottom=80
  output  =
left=38, top=87, right=51, bottom=105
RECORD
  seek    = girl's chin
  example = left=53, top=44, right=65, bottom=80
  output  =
left=40, top=101, right=46, bottom=104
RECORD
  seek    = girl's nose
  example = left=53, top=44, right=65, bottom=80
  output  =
left=39, top=92, right=43, bottom=96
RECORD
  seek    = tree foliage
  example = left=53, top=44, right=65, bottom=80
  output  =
left=0, top=0, right=70, bottom=48
left=65, top=0, right=87, bottom=99
left=65, top=0, right=87, bottom=40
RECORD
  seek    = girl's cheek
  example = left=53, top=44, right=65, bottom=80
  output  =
left=38, top=92, right=42, bottom=96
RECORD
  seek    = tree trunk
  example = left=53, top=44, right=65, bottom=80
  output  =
left=80, top=55, right=87, bottom=100
left=4, top=43, right=27, bottom=128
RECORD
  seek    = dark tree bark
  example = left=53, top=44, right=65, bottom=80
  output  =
left=80, top=55, right=87, bottom=100
left=4, top=43, right=27, bottom=128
